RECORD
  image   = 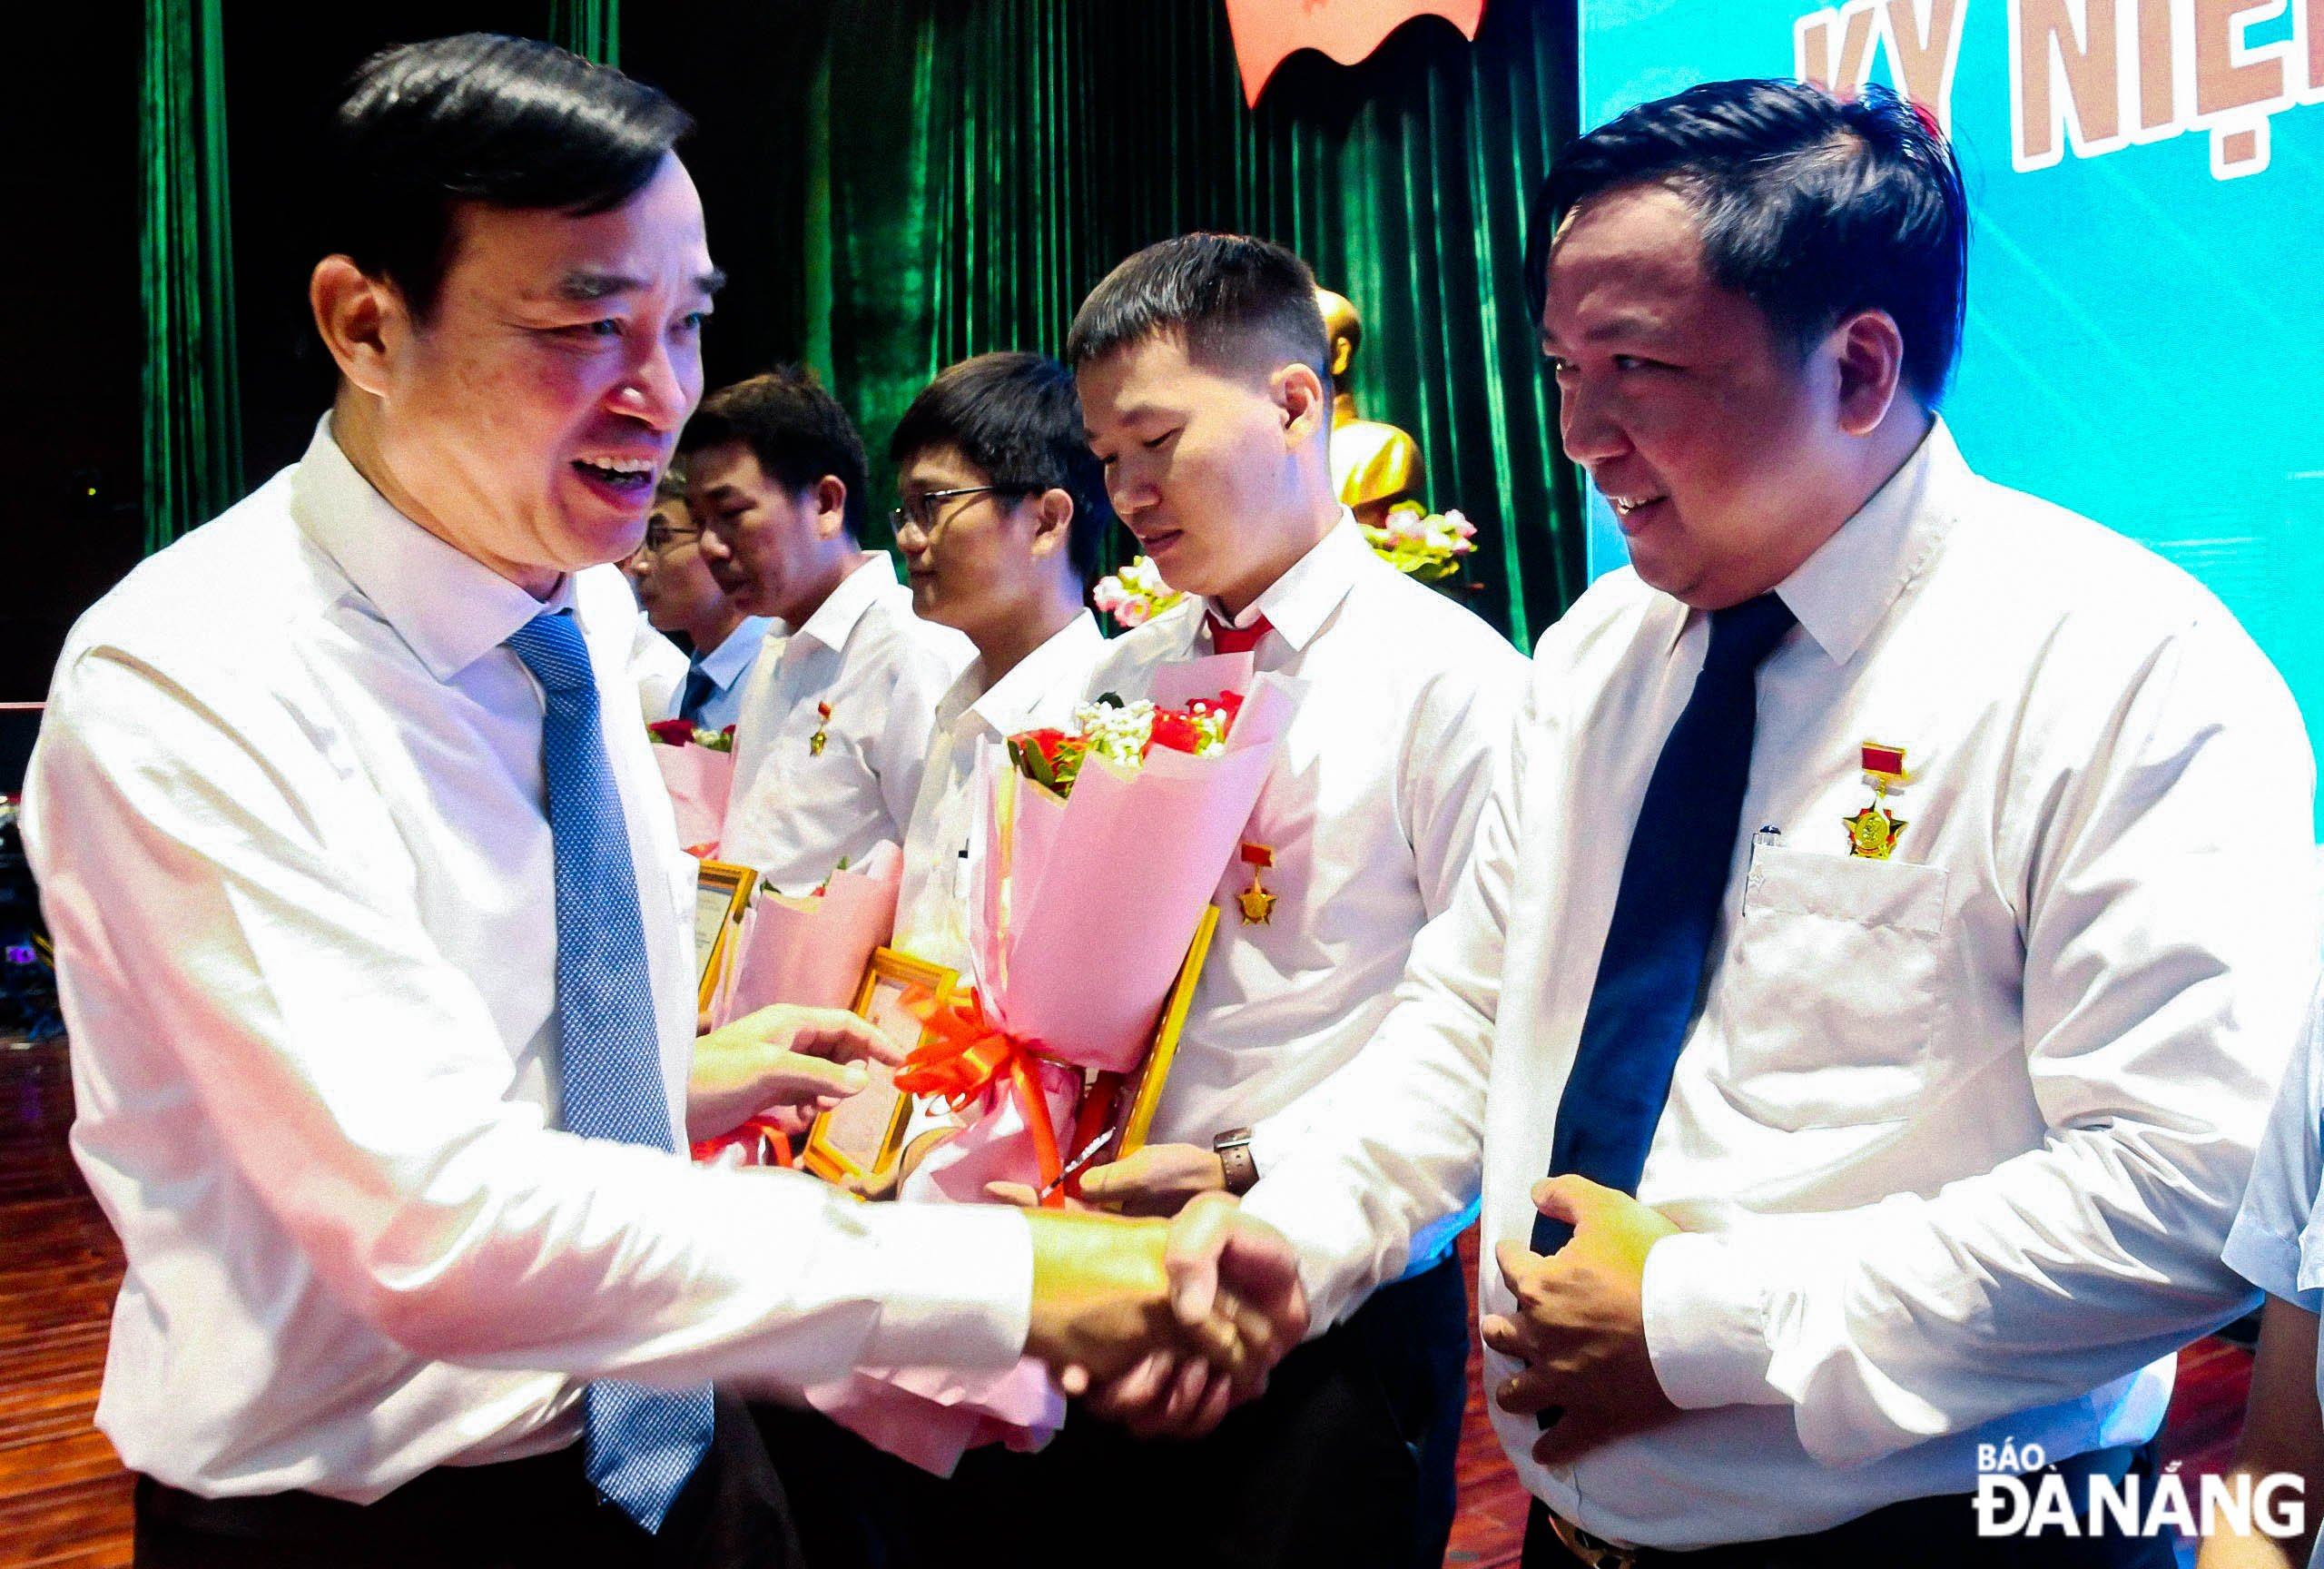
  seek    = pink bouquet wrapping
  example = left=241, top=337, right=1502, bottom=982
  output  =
left=802, top=656, right=1298, bottom=1475
left=645, top=721, right=736, bottom=857
left=709, top=843, right=902, bottom=1021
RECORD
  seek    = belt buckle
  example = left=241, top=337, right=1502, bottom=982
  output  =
left=1549, top=1511, right=1644, bottom=1569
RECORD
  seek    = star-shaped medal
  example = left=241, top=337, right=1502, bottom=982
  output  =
left=810, top=701, right=832, bottom=756
left=1236, top=840, right=1275, bottom=924
left=1842, top=804, right=1907, bottom=860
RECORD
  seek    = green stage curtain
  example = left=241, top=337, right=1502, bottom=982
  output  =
left=549, top=0, right=620, bottom=66
left=798, top=0, right=1583, bottom=647
left=141, top=0, right=243, bottom=551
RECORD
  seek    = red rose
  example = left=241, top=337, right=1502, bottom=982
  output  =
left=1022, top=728, right=1070, bottom=768
left=1146, top=710, right=1202, bottom=756
left=646, top=719, right=695, bottom=745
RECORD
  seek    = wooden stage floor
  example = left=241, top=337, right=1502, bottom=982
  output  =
left=0, top=1031, right=2254, bottom=1568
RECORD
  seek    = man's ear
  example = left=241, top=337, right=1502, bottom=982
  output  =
left=310, top=256, right=405, bottom=398
left=1026, top=488, right=1075, bottom=561
left=1273, top=361, right=1329, bottom=449
left=809, top=476, right=851, bottom=540
left=1829, top=309, right=1906, bottom=439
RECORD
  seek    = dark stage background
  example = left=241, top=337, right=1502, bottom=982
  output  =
left=11, top=0, right=1589, bottom=704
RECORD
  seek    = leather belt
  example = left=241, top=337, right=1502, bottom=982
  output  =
left=1544, top=1509, right=1647, bottom=1569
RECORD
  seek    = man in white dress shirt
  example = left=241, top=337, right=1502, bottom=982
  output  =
left=626, top=471, right=772, bottom=733
left=684, top=370, right=973, bottom=892
left=887, top=351, right=1113, bottom=973
left=1162, top=79, right=2321, bottom=1566
left=950, top=234, right=1527, bottom=1569
left=19, top=35, right=1301, bottom=1569
left=2207, top=975, right=2324, bottom=1567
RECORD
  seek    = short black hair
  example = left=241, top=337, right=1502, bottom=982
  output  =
left=890, top=352, right=1118, bottom=588
left=323, top=34, right=692, bottom=320
left=1066, top=233, right=1331, bottom=395
left=679, top=367, right=870, bottom=536
left=1528, top=79, right=1968, bottom=406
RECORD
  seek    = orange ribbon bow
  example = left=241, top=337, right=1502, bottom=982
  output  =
left=893, top=987, right=1067, bottom=1207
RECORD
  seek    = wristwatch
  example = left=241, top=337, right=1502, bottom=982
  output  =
left=1213, top=1127, right=1258, bottom=1196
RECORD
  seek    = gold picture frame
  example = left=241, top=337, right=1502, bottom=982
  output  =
left=693, top=860, right=754, bottom=1013
left=1102, top=902, right=1220, bottom=1165
left=802, top=947, right=959, bottom=1184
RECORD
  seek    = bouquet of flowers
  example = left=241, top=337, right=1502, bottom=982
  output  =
left=802, top=656, right=1300, bottom=1475
left=645, top=719, right=735, bottom=857
left=1364, top=501, right=1477, bottom=582
left=1090, top=553, right=1186, bottom=631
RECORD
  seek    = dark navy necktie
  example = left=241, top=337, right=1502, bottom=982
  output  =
left=1531, top=593, right=1797, bottom=1259
left=677, top=662, right=716, bottom=726
left=505, top=612, right=714, bottom=1534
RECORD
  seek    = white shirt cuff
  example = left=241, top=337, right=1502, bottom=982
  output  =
left=856, top=1201, right=1035, bottom=1370
left=1640, top=1230, right=1784, bottom=1410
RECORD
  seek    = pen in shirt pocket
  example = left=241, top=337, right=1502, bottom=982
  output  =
left=1748, top=825, right=1781, bottom=886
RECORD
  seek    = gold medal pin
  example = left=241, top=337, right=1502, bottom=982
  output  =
left=1843, top=740, right=1911, bottom=860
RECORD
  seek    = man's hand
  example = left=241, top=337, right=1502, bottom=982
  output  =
left=685, top=1004, right=901, bottom=1142
left=1481, top=1175, right=1682, bottom=1465
left=1071, top=1142, right=1227, bottom=1217
left=1077, top=1193, right=1310, bottom=1438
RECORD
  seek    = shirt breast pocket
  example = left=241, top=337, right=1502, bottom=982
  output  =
left=1717, top=843, right=1951, bottom=1130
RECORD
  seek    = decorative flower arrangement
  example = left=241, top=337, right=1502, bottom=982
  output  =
left=646, top=719, right=735, bottom=751
left=1006, top=691, right=1243, bottom=798
left=1364, top=501, right=1477, bottom=581
left=1090, top=554, right=1186, bottom=630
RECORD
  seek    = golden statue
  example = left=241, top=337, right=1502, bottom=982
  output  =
left=1316, top=287, right=1423, bottom=527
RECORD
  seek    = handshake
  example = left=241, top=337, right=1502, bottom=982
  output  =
left=1019, top=1193, right=1310, bottom=1437
left=691, top=1002, right=1311, bottom=1438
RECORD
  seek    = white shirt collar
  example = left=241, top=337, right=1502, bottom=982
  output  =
left=290, top=416, right=580, bottom=680
left=954, top=610, right=1108, bottom=733
left=1203, top=510, right=1368, bottom=653
left=789, top=553, right=901, bottom=653
left=1771, top=418, right=1965, bottom=666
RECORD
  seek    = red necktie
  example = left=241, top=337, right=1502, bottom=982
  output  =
left=1206, top=612, right=1274, bottom=655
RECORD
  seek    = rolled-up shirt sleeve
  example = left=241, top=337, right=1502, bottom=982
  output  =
left=29, top=646, right=1032, bottom=1396
left=2223, top=973, right=2324, bottom=1312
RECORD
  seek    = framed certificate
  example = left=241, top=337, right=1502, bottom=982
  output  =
left=693, top=860, right=754, bottom=1012
left=802, top=947, right=958, bottom=1184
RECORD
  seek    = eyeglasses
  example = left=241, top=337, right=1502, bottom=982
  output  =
left=641, top=518, right=703, bottom=554
left=890, top=484, right=1031, bottom=536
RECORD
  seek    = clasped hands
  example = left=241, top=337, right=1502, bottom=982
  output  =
left=1021, top=1192, right=1308, bottom=1438
left=1482, top=1174, right=1685, bottom=1465
left=681, top=1020, right=1308, bottom=1435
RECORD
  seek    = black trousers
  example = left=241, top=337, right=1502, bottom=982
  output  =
left=133, top=1390, right=802, bottom=1569
left=756, top=1251, right=1471, bottom=1569
left=1521, top=1441, right=2181, bottom=1569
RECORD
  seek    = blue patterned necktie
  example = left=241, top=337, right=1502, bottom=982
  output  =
left=1531, top=593, right=1797, bottom=1260
left=677, top=662, right=716, bottom=726
left=504, top=612, right=714, bottom=1534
